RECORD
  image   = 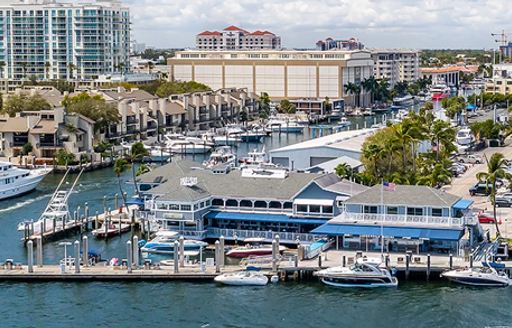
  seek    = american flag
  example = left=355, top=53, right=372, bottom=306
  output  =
left=383, top=181, right=396, bottom=192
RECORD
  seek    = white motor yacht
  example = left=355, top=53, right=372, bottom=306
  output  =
left=315, top=258, right=398, bottom=288
left=203, top=146, right=236, bottom=168
left=0, top=162, right=51, bottom=200
left=164, top=134, right=212, bottom=154
left=266, top=118, right=304, bottom=133
left=441, top=266, right=512, bottom=287
left=139, top=230, right=208, bottom=254
left=238, top=146, right=267, bottom=165
left=201, top=132, right=241, bottom=146
left=214, top=271, right=269, bottom=286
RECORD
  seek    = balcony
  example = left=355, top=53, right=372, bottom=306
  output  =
left=331, top=212, right=476, bottom=228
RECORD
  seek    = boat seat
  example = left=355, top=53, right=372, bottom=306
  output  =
left=397, top=257, right=404, bottom=264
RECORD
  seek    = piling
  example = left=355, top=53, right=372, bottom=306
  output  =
left=426, top=254, right=431, bottom=281
left=219, top=236, right=225, bottom=267
left=294, top=255, right=298, bottom=268
left=132, top=236, right=139, bottom=268
left=103, top=195, right=107, bottom=213
left=449, top=253, right=453, bottom=269
left=469, top=254, right=473, bottom=268
left=27, top=240, right=34, bottom=273
left=318, top=255, right=322, bottom=268
left=114, top=193, right=119, bottom=210
left=82, top=236, right=89, bottom=267
left=36, top=237, right=43, bottom=267
left=126, top=240, right=132, bottom=273
left=385, top=254, right=390, bottom=268
left=179, top=236, right=185, bottom=268
left=52, top=218, right=56, bottom=234
left=84, top=203, right=89, bottom=230
left=174, top=241, right=179, bottom=273
left=215, top=241, right=221, bottom=273
left=39, top=221, right=44, bottom=237
left=272, top=240, right=278, bottom=272
left=405, top=254, right=410, bottom=280
left=95, top=211, right=99, bottom=230
left=74, top=240, right=80, bottom=274
left=342, top=255, right=346, bottom=267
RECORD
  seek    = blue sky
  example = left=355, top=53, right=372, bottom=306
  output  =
left=125, top=0, right=512, bottom=49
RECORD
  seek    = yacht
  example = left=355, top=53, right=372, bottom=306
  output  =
left=266, top=118, right=304, bottom=133
left=203, top=146, right=236, bottom=168
left=238, top=146, right=267, bottom=165
left=392, top=95, right=415, bottom=107
left=456, top=128, right=475, bottom=146
left=163, top=134, right=212, bottom=154
left=315, top=257, right=398, bottom=288
left=139, top=230, right=208, bottom=254
left=201, top=132, right=241, bottom=146
left=0, top=162, right=51, bottom=200
left=441, top=266, right=512, bottom=287
left=226, top=238, right=287, bottom=258
left=145, top=146, right=172, bottom=163
left=214, top=271, right=269, bottom=286
left=430, top=84, right=451, bottom=101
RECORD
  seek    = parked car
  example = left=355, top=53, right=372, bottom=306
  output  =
left=477, top=212, right=496, bottom=224
left=495, top=193, right=512, bottom=207
left=458, top=154, right=483, bottom=164
left=450, top=164, right=465, bottom=177
left=469, top=183, right=493, bottom=196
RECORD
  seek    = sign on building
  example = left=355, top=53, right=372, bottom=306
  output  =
left=180, top=177, right=198, bottom=187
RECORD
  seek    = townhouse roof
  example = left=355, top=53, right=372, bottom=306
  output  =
left=0, top=117, right=31, bottom=133
left=345, top=184, right=461, bottom=208
left=30, top=119, right=58, bottom=134
left=163, top=101, right=187, bottom=115
left=223, top=25, right=249, bottom=33
left=101, top=89, right=157, bottom=102
left=137, top=159, right=345, bottom=202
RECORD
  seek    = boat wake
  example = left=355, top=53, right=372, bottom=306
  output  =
left=0, top=194, right=49, bottom=214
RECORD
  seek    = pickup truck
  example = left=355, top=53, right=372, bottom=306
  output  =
left=469, top=183, right=493, bottom=196
left=458, top=154, right=483, bottom=164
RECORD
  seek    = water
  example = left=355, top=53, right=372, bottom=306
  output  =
left=0, top=128, right=510, bottom=327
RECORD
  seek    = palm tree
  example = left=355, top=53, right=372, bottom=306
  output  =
left=391, top=122, right=421, bottom=169
left=362, top=76, right=378, bottom=104
left=476, top=153, right=509, bottom=237
left=128, top=142, right=149, bottom=197
left=393, top=81, right=409, bottom=97
left=114, top=158, right=130, bottom=211
left=136, top=163, right=151, bottom=176
left=430, top=120, right=456, bottom=161
left=417, top=163, right=452, bottom=187
left=376, top=78, right=390, bottom=102
left=344, top=82, right=361, bottom=107
left=335, top=163, right=353, bottom=180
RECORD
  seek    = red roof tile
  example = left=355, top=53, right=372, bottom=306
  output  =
left=223, top=25, right=248, bottom=33
left=198, top=31, right=221, bottom=36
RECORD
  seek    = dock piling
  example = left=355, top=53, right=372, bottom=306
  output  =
left=449, top=253, right=453, bottom=269
left=126, top=240, right=132, bottom=273
left=27, top=240, right=34, bottom=273
left=215, top=241, right=220, bottom=273
left=95, top=211, right=99, bottom=230
left=114, top=193, right=118, bottom=210
left=132, top=236, right=139, bottom=268
left=74, top=240, right=80, bottom=274
left=426, top=254, right=431, bottom=281
left=342, top=255, right=346, bottom=267
left=179, top=237, right=185, bottom=268
left=294, top=255, right=298, bottom=268
left=82, top=236, right=89, bottom=267
left=405, top=254, right=410, bottom=280
left=174, top=241, right=179, bottom=273
left=84, top=203, right=89, bottom=230
left=40, top=221, right=44, bottom=237
left=36, top=236, right=43, bottom=267
left=469, top=254, right=473, bottom=268
left=219, top=236, right=225, bottom=267
left=272, top=239, right=277, bottom=272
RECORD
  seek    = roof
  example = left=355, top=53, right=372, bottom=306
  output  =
left=319, top=179, right=369, bottom=196
left=346, top=184, right=461, bottom=208
left=30, top=119, right=57, bottom=134
left=306, top=156, right=363, bottom=173
left=164, top=102, right=187, bottom=115
left=138, top=159, right=336, bottom=202
left=197, top=31, right=222, bottom=36
left=0, top=117, right=30, bottom=133
left=101, top=89, right=157, bottom=102
left=223, top=25, right=249, bottom=33
left=270, top=128, right=378, bottom=154
left=311, top=223, right=464, bottom=241
left=250, top=30, right=274, bottom=36
left=420, top=66, right=468, bottom=74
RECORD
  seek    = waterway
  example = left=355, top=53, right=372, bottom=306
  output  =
left=0, top=121, right=510, bottom=327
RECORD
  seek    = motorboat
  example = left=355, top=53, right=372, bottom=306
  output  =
left=396, top=109, right=410, bottom=121
left=144, top=146, right=172, bottom=162
left=0, top=162, right=51, bottom=200
left=441, top=266, right=512, bottom=287
left=203, top=146, right=236, bottom=168
left=456, top=128, right=475, bottom=146
left=392, top=95, right=415, bottom=107
left=92, top=222, right=131, bottom=238
left=338, top=117, right=352, bottom=127
left=238, top=146, right=267, bottom=165
left=266, top=118, right=304, bottom=133
left=328, top=109, right=342, bottom=121
left=214, top=271, right=269, bottom=286
left=201, top=132, right=241, bottom=146
left=139, top=230, right=208, bottom=254
left=164, top=134, right=212, bottom=154
left=226, top=238, right=287, bottom=258
left=315, top=257, right=398, bottom=288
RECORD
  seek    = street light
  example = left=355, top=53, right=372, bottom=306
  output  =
left=59, top=241, right=72, bottom=271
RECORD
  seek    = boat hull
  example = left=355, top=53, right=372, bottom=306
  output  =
left=214, top=274, right=269, bottom=286
left=141, top=241, right=208, bottom=254
left=0, top=170, right=49, bottom=201
left=319, top=276, right=398, bottom=288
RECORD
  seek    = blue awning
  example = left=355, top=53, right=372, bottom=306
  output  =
left=205, top=211, right=327, bottom=225
left=311, top=223, right=463, bottom=241
left=466, top=104, right=477, bottom=111
left=453, top=199, right=473, bottom=210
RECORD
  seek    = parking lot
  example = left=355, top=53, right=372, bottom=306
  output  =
left=443, top=140, right=512, bottom=238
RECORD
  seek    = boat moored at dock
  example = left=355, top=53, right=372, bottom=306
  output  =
left=214, top=271, right=269, bottom=286
left=0, top=162, right=52, bottom=200
left=139, top=231, right=208, bottom=254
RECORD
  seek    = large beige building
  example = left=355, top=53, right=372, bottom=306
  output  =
left=196, top=25, right=281, bottom=51
left=371, top=49, right=420, bottom=87
left=168, top=50, right=374, bottom=105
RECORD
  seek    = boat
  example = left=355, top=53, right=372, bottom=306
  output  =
left=164, top=134, right=212, bottom=154
left=315, top=257, right=398, bottom=288
left=144, top=146, right=172, bottom=162
left=456, top=128, right=475, bottom=146
left=266, top=118, right=304, bottom=133
left=238, top=146, right=267, bottom=165
left=92, top=222, right=131, bottom=238
left=226, top=238, right=287, bottom=258
left=396, top=109, right=410, bottom=120
left=0, top=162, right=51, bottom=200
left=203, top=146, right=236, bottom=168
left=201, top=132, right=241, bottom=146
left=441, top=266, right=512, bottom=287
left=328, top=109, right=342, bottom=121
left=392, top=95, right=415, bottom=107
left=214, top=271, right=269, bottom=286
left=139, top=230, right=208, bottom=254
left=338, top=117, right=352, bottom=127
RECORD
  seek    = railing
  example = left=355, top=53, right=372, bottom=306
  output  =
left=207, top=228, right=316, bottom=243
left=333, top=212, right=476, bottom=227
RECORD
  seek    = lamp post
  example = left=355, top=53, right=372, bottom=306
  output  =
left=59, top=241, right=72, bottom=271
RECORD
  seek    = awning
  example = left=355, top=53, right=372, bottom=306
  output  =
left=453, top=199, right=473, bottom=210
left=205, top=211, right=327, bottom=225
left=311, top=223, right=464, bottom=241
left=293, top=199, right=334, bottom=206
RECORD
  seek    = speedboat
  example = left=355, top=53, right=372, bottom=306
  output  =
left=0, top=162, right=51, bottom=200
left=92, top=222, right=131, bottom=238
left=315, top=257, right=398, bottom=288
left=139, top=230, right=208, bottom=254
left=203, top=146, right=236, bottom=168
left=214, top=271, right=269, bottom=286
left=441, top=266, right=512, bottom=287
left=392, top=95, right=415, bottom=107
left=226, top=238, right=287, bottom=258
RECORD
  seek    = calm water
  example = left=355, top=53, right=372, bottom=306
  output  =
left=0, top=124, right=510, bottom=327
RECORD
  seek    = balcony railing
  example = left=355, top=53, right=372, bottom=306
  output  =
left=207, top=228, right=317, bottom=243
left=332, top=212, right=476, bottom=228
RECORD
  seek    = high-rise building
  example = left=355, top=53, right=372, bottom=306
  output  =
left=0, top=0, right=130, bottom=81
left=196, top=25, right=281, bottom=51
left=371, top=49, right=420, bottom=86
left=316, top=37, right=364, bottom=51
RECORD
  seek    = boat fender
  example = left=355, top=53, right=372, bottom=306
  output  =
left=138, top=240, right=147, bottom=248
left=270, top=275, right=279, bottom=284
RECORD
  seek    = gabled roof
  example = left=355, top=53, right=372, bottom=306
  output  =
left=198, top=31, right=222, bottom=36
left=250, top=30, right=274, bottom=36
left=223, top=25, right=249, bottom=33
left=101, top=89, right=157, bottom=102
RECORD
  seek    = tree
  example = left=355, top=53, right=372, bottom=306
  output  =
left=335, top=163, right=353, bottom=180
left=476, top=153, right=509, bottom=237
left=114, top=158, right=130, bottom=212
left=278, top=99, right=296, bottom=114
left=417, top=163, right=452, bottom=187
left=259, top=92, right=271, bottom=119
left=155, top=81, right=210, bottom=98
left=239, top=109, right=248, bottom=124
left=63, top=92, right=120, bottom=132
left=430, top=120, right=456, bottom=161
left=21, top=142, right=33, bottom=156
left=127, top=142, right=149, bottom=198
left=344, top=82, right=361, bottom=107
left=362, top=76, right=378, bottom=104
left=393, top=81, right=409, bottom=97
left=55, top=149, right=76, bottom=166
left=136, top=163, right=151, bottom=176
left=323, top=97, right=332, bottom=112
left=2, top=94, right=51, bottom=116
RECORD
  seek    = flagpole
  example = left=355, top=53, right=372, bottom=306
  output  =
left=381, top=180, right=384, bottom=259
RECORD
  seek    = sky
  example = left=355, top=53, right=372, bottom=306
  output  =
left=125, top=0, right=512, bottom=50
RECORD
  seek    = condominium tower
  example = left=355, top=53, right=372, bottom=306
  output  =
left=371, top=49, right=420, bottom=86
left=0, top=0, right=130, bottom=81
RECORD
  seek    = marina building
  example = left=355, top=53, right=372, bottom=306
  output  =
left=269, top=128, right=377, bottom=170
left=137, top=159, right=368, bottom=244
left=371, top=49, right=420, bottom=87
left=0, top=0, right=130, bottom=83
left=312, top=184, right=480, bottom=254
left=420, top=66, right=462, bottom=87
left=168, top=49, right=374, bottom=106
left=196, top=25, right=281, bottom=51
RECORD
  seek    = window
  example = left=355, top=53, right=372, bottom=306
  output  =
left=240, top=200, right=252, bottom=207
left=283, top=202, right=293, bottom=209
left=226, top=199, right=238, bottom=207
left=254, top=201, right=267, bottom=208
left=309, top=205, right=321, bottom=213
left=157, top=203, right=167, bottom=210
left=387, top=207, right=398, bottom=215
left=407, top=207, right=423, bottom=216
left=297, top=205, right=308, bottom=212
left=364, top=206, right=378, bottom=214
left=322, top=206, right=333, bottom=214
left=180, top=204, right=191, bottom=211
left=169, top=204, right=179, bottom=210
left=193, top=204, right=199, bottom=210
left=431, top=208, right=443, bottom=217
left=269, top=201, right=282, bottom=209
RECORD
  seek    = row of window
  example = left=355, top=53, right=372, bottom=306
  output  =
left=362, top=206, right=443, bottom=217
left=212, top=198, right=293, bottom=210
left=156, top=200, right=212, bottom=212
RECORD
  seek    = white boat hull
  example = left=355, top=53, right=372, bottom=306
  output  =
left=0, top=169, right=50, bottom=201
left=214, top=272, right=269, bottom=286
left=320, top=277, right=398, bottom=288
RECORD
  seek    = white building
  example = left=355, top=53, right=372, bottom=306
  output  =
left=371, top=49, right=420, bottom=86
left=269, top=128, right=378, bottom=170
left=0, top=0, right=130, bottom=81
left=196, top=25, right=280, bottom=51
left=168, top=49, right=374, bottom=106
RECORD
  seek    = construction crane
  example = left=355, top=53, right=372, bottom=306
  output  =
left=491, top=30, right=511, bottom=63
